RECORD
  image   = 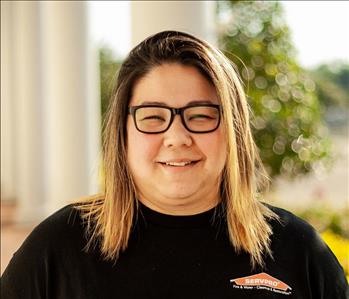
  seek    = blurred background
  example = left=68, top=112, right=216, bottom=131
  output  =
left=1, top=1, right=348, bottom=277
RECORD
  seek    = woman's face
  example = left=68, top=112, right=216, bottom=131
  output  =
left=127, top=63, right=227, bottom=215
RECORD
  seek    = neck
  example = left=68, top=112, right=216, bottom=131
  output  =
left=137, top=190, right=221, bottom=216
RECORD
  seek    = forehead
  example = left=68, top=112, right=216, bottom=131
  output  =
left=130, top=63, right=219, bottom=107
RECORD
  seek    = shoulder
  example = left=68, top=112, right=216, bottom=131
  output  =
left=266, top=204, right=348, bottom=297
left=3, top=204, right=85, bottom=265
left=37, top=204, right=81, bottom=228
left=8, top=204, right=86, bottom=261
left=24, top=204, right=84, bottom=246
left=265, top=203, right=339, bottom=265
left=266, top=204, right=322, bottom=248
left=39, top=204, right=83, bottom=231
left=1, top=204, right=87, bottom=298
left=267, top=204, right=309, bottom=229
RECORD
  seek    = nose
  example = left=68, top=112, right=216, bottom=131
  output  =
left=163, top=115, right=193, bottom=148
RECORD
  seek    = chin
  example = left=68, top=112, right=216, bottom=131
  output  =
left=160, top=187, right=197, bottom=200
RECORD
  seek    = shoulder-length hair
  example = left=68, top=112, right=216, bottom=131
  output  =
left=76, top=30, right=278, bottom=269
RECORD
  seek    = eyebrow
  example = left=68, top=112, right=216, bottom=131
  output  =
left=140, top=100, right=215, bottom=106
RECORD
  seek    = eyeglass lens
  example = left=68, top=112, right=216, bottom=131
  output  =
left=134, top=106, right=220, bottom=133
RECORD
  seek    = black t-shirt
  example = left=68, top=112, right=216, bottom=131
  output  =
left=1, top=203, right=348, bottom=298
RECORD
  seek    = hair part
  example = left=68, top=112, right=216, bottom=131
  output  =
left=75, top=30, right=279, bottom=269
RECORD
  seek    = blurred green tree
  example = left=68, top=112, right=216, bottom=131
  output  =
left=310, top=62, right=349, bottom=108
left=217, top=1, right=331, bottom=178
left=309, top=62, right=349, bottom=129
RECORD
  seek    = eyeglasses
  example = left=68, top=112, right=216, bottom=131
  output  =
left=128, top=104, right=221, bottom=134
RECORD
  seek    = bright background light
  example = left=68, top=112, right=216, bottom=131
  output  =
left=282, top=1, right=349, bottom=67
left=89, top=1, right=131, bottom=58
left=89, top=1, right=349, bottom=67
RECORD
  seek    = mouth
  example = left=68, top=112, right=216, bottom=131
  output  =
left=157, top=160, right=201, bottom=167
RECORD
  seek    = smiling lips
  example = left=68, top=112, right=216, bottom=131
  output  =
left=165, top=161, right=194, bottom=167
left=158, top=159, right=201, bottom=167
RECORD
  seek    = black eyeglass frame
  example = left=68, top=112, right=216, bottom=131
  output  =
left=128, top=104, right=221, bottom=134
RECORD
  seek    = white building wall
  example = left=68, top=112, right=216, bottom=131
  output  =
left=1, top=1, right=16, bottom=203
left=12, top=1, right=45, bottom=223
left=41, top=1, right=100, bottom=214
left=131, top=1, right=216, bottom=47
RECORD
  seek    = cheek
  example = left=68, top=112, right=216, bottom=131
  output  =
left=197, top=129, right=227, bottom=169
left=127, top=120, right=161, bottom=165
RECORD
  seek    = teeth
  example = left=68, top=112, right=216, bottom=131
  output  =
left=165, top=161, right=192, bottom=167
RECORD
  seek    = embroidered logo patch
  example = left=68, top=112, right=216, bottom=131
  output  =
left=230, top=272, right=292, bottom=295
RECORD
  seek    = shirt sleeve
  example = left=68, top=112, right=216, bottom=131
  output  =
left=269, top=205, right=348, bottom=298
left=1, top=205, right=77, bottom=299
left=306, top=229, right=348, bottom=299
left=1, top=223, right=51, bottom=299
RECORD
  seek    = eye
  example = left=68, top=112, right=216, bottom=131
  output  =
left=185, top=106, right=219, bottom=122
left=140, top=115, right=166, bottom=122
left=188, top=114, right=215, bottom=121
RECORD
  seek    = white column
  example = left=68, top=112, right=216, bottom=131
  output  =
left=11, top=1, right=45, bottom=223
left=1, top=1, right=16, bottom=202
left=41, top=1, right=100, bottom=214
left=131, top=1, right=216, bottom=47
left=86, top=11, right=102, bottom=196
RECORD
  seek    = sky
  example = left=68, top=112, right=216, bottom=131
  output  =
left=89, top=1, right=349, bottom=68
left=282, top=1, right=349, bottom=67
left=89, top=1, right=131, bottom=58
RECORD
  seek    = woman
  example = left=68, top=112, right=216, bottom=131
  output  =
left=2, top=31, right=348, bottom=298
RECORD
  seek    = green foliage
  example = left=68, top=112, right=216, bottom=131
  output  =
left=310, top=62, right=349, bottom=108
left=99, top=47, right=121, bottom=120
left=217, top=1, right=332, bottom=178
left=293, top=205, right=349, bottom=238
